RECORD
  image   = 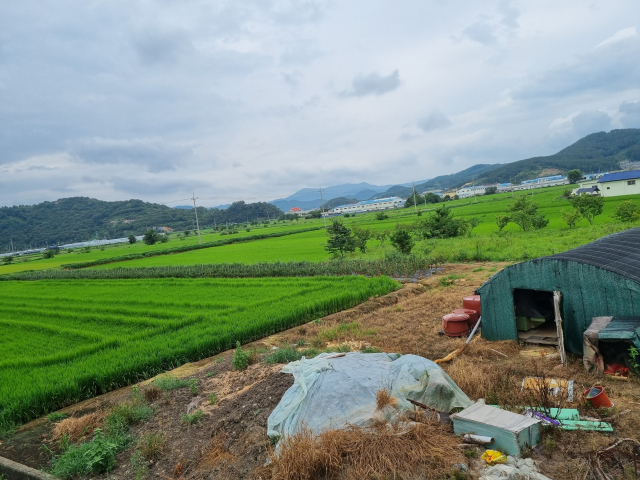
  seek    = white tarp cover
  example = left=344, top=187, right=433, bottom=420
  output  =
left=267, top=352, right=473, bottom=438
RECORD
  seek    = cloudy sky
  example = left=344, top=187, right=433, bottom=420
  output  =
left=1, top=1, right=640, bottom=207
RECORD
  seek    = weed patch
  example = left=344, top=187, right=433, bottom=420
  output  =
left=153, top=375, right=190, bottom=391
left=182, top=410, right=204, bottom=425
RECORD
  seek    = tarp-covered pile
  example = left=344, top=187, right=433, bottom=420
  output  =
left=267, top=352, right=472, bottom=439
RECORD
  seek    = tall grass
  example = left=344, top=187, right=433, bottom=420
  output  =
left=0, top=257, right=429, bottom=281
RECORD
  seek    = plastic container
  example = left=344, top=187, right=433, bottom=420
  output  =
left=442, top=313, right=471, bottom=337
left=583, top=385, right=613, bottom=409
left=453, top=308, right=479, bottom=326
left=463, top=295, right=481, bottom=314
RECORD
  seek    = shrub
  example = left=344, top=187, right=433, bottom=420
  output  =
left=561, top=209, right=581, bottom=228
left=128, top=235, right=137, bottom=244
left=43, top=249, right=55, bottom=259
left=232, top=341, right=250, bottom=371
left=209, top=393, right=218, bottom=405
left=181, top=410, right=204, bottom=425
left=2, top=256, right=14, bottom=265
left=375, top=212, right=389, bottom=220
left=159, top=235, right=169, bottom=243
left=613, top=200, right=639, bottom=222
left=49, top=428, right=122, bottom=478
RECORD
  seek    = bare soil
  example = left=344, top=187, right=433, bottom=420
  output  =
left=2, top=262, right=640, bottom=480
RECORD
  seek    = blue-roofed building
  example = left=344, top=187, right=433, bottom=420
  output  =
left=597, top=170, right=640, bottom=198
left=328, top=197, right=404, bottom=215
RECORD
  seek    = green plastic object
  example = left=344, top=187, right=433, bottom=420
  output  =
left=560, top=420, right=613, bottom=432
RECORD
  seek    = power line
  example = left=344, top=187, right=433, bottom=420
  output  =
left=191, top=193, right=202, bottom=245
left=319, top=187, right=327, bottom=227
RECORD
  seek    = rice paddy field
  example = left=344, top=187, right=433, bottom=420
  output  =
left=0, top=276, right=398, bottom=431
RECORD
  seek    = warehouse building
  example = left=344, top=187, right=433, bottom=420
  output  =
left=478, top=227, right=640, bottom=355
left=597, top=170, right=640, bottom=197
left=329, top=197, right=404, bottom=215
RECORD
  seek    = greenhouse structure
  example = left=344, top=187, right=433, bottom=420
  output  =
left=477, top=227, right=640, bottom=355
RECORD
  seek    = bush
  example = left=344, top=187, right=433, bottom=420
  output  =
left=613, top=200, right=639, bottom=222
left=375, top=212, right=389, bottom=220
left=128, top=235, right=137, bottom=244
left=43, top=249, right=55, bottom=259
left=159, top=235, right=169, bottom=243
left=232, top=341, right=250, bottom=371
left=2, top=256, right=13, bottom=265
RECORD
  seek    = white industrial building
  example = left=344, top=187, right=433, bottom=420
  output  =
left=328, top=197, right=404, bottom=215
left=596, top=170, right=640, bottom=198
left=456, top=185, right=488, bottom=198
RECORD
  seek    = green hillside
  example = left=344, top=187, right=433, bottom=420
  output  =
left=376, top=128, right=640, bottom=196
left=0, top=198, right=282, bottom=249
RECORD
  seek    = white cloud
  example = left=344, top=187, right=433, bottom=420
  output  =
left=1, top=1, right=640, bottom=207
left=595, top=27, right=637, bottom=49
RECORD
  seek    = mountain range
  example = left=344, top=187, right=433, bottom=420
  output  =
left=2, top=128, right=640, bottom=250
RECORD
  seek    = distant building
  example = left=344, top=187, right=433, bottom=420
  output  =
left=328, top=197, right=404, bottom=215
left=288, top=207, right=302, bottom=214
left=160, top=226, right=173, bottom=232
left=456, top=185, right=488, bottom=198
left=597, top=170, right=640, bottom=198
left=621, top=160, right=640, bottom=171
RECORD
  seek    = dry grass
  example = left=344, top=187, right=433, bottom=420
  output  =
left=50, top=412, right=103, bottom=442
left=200, top=431, right=235, bottom=468
left=143, top=384, right=162, bottom=402
left=265, top=422, right=463, bottom=480
left=375, top=388, right=398, bottom=410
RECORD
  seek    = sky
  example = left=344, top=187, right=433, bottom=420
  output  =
left=1, top=1, right=640, bottom=208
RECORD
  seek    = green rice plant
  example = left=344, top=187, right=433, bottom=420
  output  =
left=181, top=410, right=204, bottom=425
left=0, top=276, right=398, bottom=430
left=208, top=393, right=218, bottom=405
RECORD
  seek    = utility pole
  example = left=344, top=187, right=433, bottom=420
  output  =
left=10, top=238, right=13, bottom=253
left=473, top=177, right=477, bottom=204
left=412, top=181, right=417, bottom=212
left=319, top=187, right=327, bottom=227
left=191, top=193, right=202, bottom=245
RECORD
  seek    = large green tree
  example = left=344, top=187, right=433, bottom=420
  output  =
left=324, top=219, right=355, bottom=258
left=569, top=194, right=604, bottom=225
left=567, top=169, right=583, bottom=184
left=504, top=196, right=548, bottom=231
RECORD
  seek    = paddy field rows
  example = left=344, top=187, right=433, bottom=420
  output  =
left=0, top=276, right=398, bottom=431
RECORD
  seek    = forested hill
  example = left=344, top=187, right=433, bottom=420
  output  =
left=376, top=128, right=640, bottom=196
left=0, top=198, right=282, bottom=249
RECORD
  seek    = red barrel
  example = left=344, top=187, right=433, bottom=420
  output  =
left=453, top=308, right=479, bottom=326
left=463, top=295, right=481, bottom=314
left=443, top=313, right=471, bottom=337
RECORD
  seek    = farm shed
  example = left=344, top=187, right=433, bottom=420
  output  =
left=478, top=227, right=640, bottom=354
